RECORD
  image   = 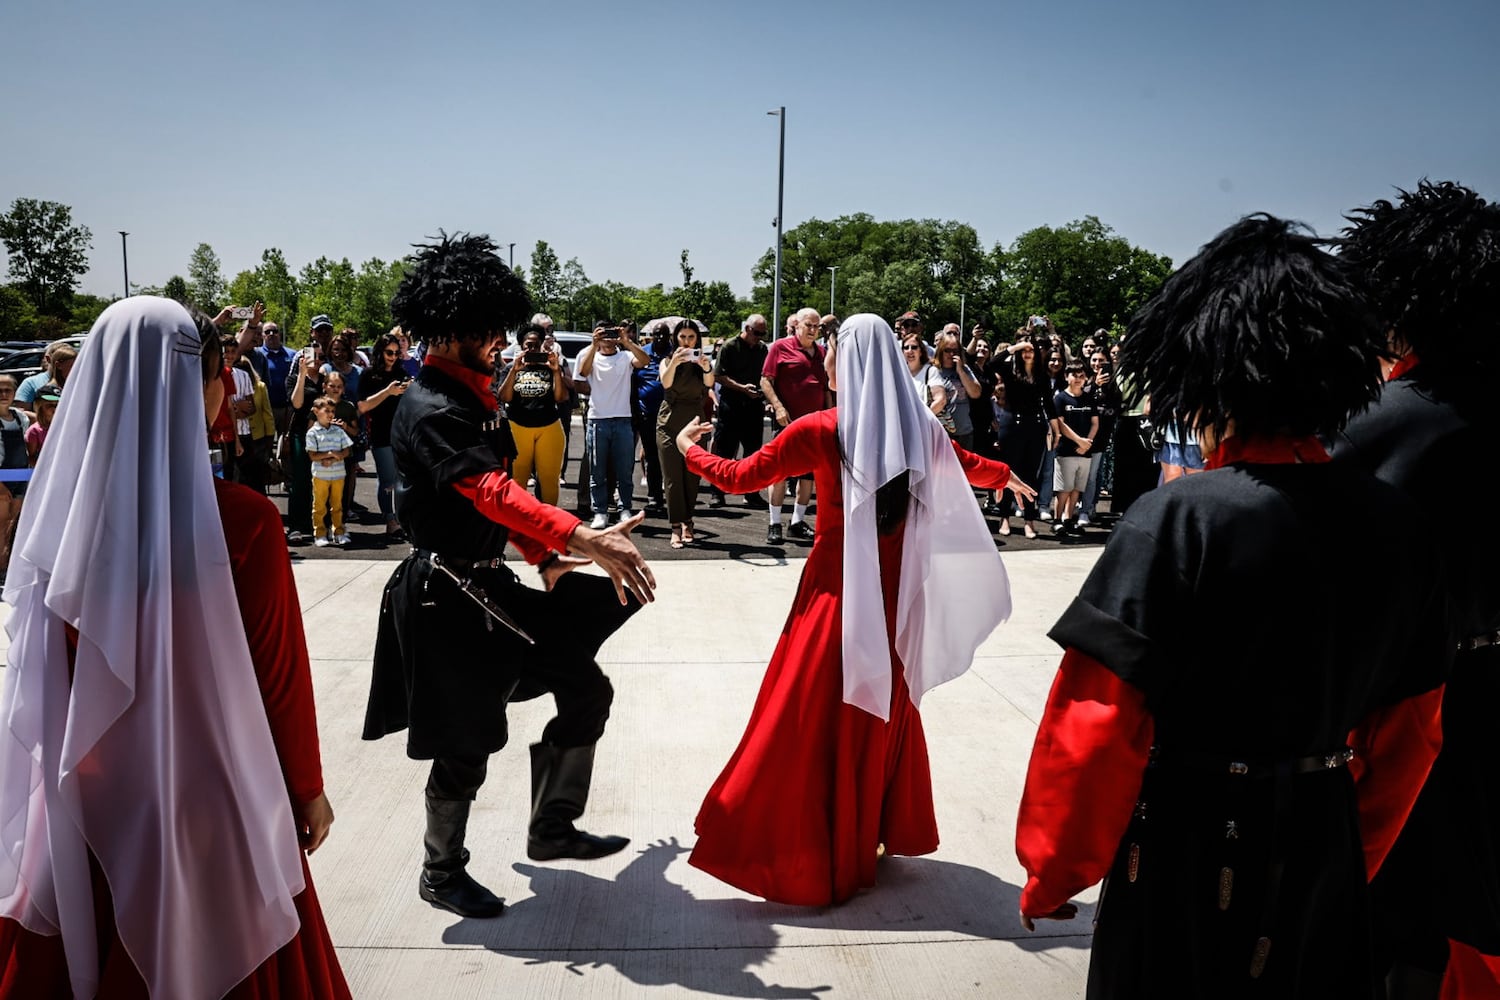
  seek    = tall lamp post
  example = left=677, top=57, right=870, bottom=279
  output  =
left=508, top=242, right=516, bottom=270
left=827, top=265, right=839, bottom=314
left=959, top=292, right=966, bottom=332
left=768, top=106, right=785, bottom=338
left=118, top=231, right=130, bottom=299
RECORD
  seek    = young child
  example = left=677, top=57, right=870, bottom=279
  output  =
left=305, top=395, right=353, bottom=546
left=1050, top=361, right=1098, bottom=535
left=0, top=374, right=33, bottom=579
left=26, top=383, right=60, bottom=466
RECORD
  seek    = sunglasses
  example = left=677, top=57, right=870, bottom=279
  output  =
left=383, top=349, right=400, bottom=357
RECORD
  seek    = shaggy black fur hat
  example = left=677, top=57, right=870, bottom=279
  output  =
left=1339, top=180, right=1500, bottom=393
left=389, top=231, right=532, bottom=345
left=1118, top=213, right=1384, bottom=442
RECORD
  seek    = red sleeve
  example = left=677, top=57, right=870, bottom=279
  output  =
left=1347, top=685, right=1444, bottom=879
left=211, top=368, right=237, bottom=443
left=216, top=480, right=324, bottom=804
left=685, top=412, right=821, bottom=494
left=760, top=341, right=781, bottom=381
left=453, top=470, right=581, bottom=564
left=1017, top=648, right=1154, bottom=918
left=951, top=440, right=1011, bottom=490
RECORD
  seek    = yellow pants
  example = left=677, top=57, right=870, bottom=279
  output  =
left=509, top=420, right=566, bottom=506
left=312, top=477, right=345, bottom=537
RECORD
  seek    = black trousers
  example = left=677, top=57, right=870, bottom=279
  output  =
left=999, top=420, right=1047, bottom=521
left=633, top=412, right=662, bottom=501
left=1111, top=416, right=1159, bottom=517
left=710, top=412, right=765, bottom=494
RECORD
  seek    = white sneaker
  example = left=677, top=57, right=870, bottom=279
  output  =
left=313, top=536, right=331, bottom=548
left=618, top=510, right=636, bottom=523
left=1077, top=513, right=1091, bottom=526
left=1039, top=509, right=1053, bottom=521
left=334, top=533, right=351, bottom=546
left=590, top=514, right=608, bottom=529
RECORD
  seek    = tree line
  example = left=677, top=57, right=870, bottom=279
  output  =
left=1, top=196, right=1173, bottom=347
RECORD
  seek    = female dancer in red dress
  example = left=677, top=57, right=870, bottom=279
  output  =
left=675, top=313, right=1035, bottom=905
left=0, top=298, right=350, bottom=998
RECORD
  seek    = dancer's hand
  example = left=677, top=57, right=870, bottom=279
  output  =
left=540, top=553, right=592, bottom=591
left=296, top=792, right=335, bottom=854
left=675, top=417, right=712, bottom=455
left=1019, top=901, right=1077, bottom=932
left=1006, top=475, right=1038, bottom=505
left=568, top=512, right=657, bottom=606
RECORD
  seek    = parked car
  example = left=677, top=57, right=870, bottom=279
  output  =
left=0, top=348, right=48, bottom=383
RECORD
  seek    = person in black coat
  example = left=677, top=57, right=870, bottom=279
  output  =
left=1332, top=180, right=1500, bottom=999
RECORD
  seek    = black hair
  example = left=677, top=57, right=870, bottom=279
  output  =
left=187, top=307, right=222, bottom=387
left=1064, top=360, right=1087, bottom=376
left=1010, top=337, right=1049, bottom=383
left=1339, top=179, right=1500, bottom=395
left=389, top=231, right=532, bottom=345
left=371, top=332, right=402, bottom=375
left=876, top=473, right=910, bottom=535
left=1119, top=213, right=1383, bottom=442
left=672, top=318, right=699, bottom=339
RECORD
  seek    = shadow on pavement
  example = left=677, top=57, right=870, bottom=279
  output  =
left=440, top=837, right=1091, bottom=998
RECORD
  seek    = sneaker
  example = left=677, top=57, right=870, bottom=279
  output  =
left=743, top=492, right=770, bottom=509
left=787, top=521, right=815, bottom=541
left=618, top=510, right=636, bottom=524
left=286, top=530, right=309, bottom=545
left=1039, top=509, right=1054, bottom=522
left=708, top=493, right=726, bottom=508
left=334, top=533, right=351, bottom=546
left=314, top=536, right=331, bottom=548
left=766, top=523, right=785, bottom=545
left=590, top=514, right=608, bottom=529
left=1051, top=521, right=1066, bottom=536
left=1078, top=513, right=1092, bottom=526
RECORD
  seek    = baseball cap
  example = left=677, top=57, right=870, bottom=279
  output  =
left=897, top=311, right=921, bottom=326
left=36, top=383, right=62, bottom=403
left=310, top=314, right=334, bottom=330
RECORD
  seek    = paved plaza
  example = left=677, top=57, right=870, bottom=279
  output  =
left=2, top=547, right=1103, bottom=999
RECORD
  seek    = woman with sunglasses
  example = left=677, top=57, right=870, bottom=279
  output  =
left=358, top=332, right=412, bottom=540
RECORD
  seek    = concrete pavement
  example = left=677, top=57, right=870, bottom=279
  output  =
left=2, top=547, right=1104, bottom=998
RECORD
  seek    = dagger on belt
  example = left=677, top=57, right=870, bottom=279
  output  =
left=428, top=554, right=536, bottom=645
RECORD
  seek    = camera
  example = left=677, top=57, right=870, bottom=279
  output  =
left=522, top=351, right=551, bottom=366
left=601, top=327, right=622, bottom=341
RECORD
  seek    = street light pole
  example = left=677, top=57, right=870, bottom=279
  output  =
left=508, top=243, right=516, bottom=270
left=827, top=266, right=838, bottom=314
left=118, top=231, right=130, bottom=298
left=768, top=107, right=785, bottom=338
left=960, top=293, right=966, bottom=332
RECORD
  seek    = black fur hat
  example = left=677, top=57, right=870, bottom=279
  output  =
left=1339, top=179, right=1500, bottom=393
left=389, top=231, right=532, bottom=345
left=1119, top=213, right=1384, bottom=442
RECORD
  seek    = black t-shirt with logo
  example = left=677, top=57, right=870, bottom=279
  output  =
left=500, top=362, right=559, bottom=428
left=1053, top=389, right=1096, bottom=458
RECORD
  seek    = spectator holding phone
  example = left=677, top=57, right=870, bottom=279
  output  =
left=359, top=332, right=411, bottom=540
left=576, top=320, right=650, bottom=529
left=498, top=326, right=569, bottom=506
left=656, top=319, right=714, bottom=547
left=285, top=342, right=327, bottom=544
left=1080, top=349, right=1121, bottom=524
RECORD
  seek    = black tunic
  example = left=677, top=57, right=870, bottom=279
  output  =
left=1050, top=460, right=1449, bottom=999
left=1334, top=372, right=1500, bottom=955
left=362, top=365, right=637, bottom=759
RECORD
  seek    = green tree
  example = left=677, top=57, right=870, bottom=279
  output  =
left=558, top=257, right=589, bottom=329
left=226, top=248, right=300, bottom=328
left=0, top=285, right=39, bottom=340
left=67, top=293, right=114, bottom=332
left=163, top=275, right=189, bottom=302
left=187, top=242, right=226, bottom=311
left=528, top=240, right=561, bottom=312
left=292, top=256, right=357, bottom=341
left=0, top=198, right=93, bottom=315
left=347, top=257, right=406, bottom=339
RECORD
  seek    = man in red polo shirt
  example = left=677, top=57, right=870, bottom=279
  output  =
left=758, top=307, right=829, bottom=544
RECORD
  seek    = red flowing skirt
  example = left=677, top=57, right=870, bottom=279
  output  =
left=0, top=854, right=350, bottom=999
left=689, top=529, right=939, bottom=906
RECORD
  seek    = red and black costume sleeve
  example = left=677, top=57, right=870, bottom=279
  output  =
left=422, top=355, right=580, bottom=563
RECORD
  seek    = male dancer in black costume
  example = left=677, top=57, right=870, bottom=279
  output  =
left=1015, top=215, right=1451, bottom=998
left=1333, top=180, right=1500, bottom=999
left=364, top=233, right=656, bottom=919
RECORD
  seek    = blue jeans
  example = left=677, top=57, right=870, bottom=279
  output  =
left=1037, top=445, right=1058, bottom=512
left=372, top=445, right=397, bottom=521
left=586, top=417, right=635, bottom=516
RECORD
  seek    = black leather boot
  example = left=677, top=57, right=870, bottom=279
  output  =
left=418, top=796, right=505, bottom=917
left=527, top=743, right=630, bottom=862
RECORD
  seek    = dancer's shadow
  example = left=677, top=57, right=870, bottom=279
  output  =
left=441, top=838, right=1092, bottom=998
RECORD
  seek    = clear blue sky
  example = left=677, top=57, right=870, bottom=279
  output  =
left=3, top=0, right=1497, bottom=303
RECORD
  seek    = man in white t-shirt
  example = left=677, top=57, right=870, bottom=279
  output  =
left=575, top=321, right=650, bottom=528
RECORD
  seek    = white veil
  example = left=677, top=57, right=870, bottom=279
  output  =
left=837, top=314, right=1013, bottom=720
left=0, top=297, right=304, bottom=999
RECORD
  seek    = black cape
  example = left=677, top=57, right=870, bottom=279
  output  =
left=1334, top=372, right=1500, bottom=954
left=1050, top=460, right=1448, bottom=999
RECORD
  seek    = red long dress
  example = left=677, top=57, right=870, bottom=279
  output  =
left=685, top=409, right=1012, bottom=905
left=0, top=479, right=351, bottom=999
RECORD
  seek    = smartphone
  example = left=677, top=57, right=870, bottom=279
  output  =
left=685, top=348, right=702, bottom=360
left=523, top=351, right=550, bottom=366
left=602, top=328, right=622, bottom=341
left=231, top=305, right=255, bottom=320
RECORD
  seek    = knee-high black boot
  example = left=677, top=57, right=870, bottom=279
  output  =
left=419, top=796, right=506, bottom=917
left=527, top=743, right=629, bottom=862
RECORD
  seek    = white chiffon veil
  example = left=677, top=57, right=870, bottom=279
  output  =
left=836, top=314, right=1013, bottom=720
left=0, top=297, right=304, bottom=999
